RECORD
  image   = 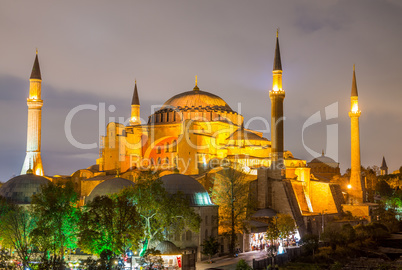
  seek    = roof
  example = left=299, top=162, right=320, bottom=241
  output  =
left=85, top=177, right=135, bottom=203
left=381, top=156, right=388, bottom=169
left=161, top=174, right=214, bottom=207
left=309, top=154, right=338, bottom=165
left=161, top=89, right=233, bottom=112
left=0, top=174, right=50, bottom=204
left=155, top=241, right=181, bottom=255
left=30, top=52, right=41, bottom=80
left=351, top=65, right=358, bottom=97
left=226, top=128, right=267, bottom=142
left=131, top=82, right=140, bottom=105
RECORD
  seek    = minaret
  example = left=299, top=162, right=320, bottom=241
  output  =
left=21, top=50, right=44, bottom=176
left=349, top=65, right=364, bottom=203
left=380, top=156, right=388, bottom=175
left=269, top=30, right=285, bottom=172
left=130, top=80, right=141, bottom=125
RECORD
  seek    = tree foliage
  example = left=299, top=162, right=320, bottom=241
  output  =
left=211, top=165, right=251, bottom=255
left=79, top=193, right=143, bottom=257
left=124, top=171, right=201, bottom=251
left=31, top=180, right=81, bottom=258
left=0, top=201, right=36, bottom=269
left=235, top=259, right=252, bottom=270
left=276, top=213, right=297, bottom=241
left=142, top=248, right=164, bottom=269
left=201, top=236, right=219, bottom=262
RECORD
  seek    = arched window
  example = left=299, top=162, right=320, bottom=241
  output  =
left=165, top=157, right=169, bottom=164
left=172, top=140, right=177, bottom=152
left=205, top=229, right=208, bottom=238
left=157, top=157, right=161, bottom=165
left=150, top=158, right=154, bottom=165
left=156, top=147, right=161, bottom=154
left=166, top=142, right=170, bottom=153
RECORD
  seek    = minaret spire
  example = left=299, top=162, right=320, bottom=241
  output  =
left=21, top=50, right=44, bottom=176
left=273, top=29, right=282, bottom=71
left=130, top=80, right=141, bottom=125
left=269, top=30, right=286, bottom=176
left=30, top=49, right=42, bottom=80
left=351, top=64, right=358, bottom=97
left=349, top=65, right=363, bottom=203
left=131, top=80, right=140, bottom=105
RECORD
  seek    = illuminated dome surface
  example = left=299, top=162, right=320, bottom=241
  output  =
left=161, top=174, right=214, bottom=206
left=86, top=177, right=134, bottom=203
left=162, top=89, right=233, bottom=112
left=0, top=174, right=50, bottom=204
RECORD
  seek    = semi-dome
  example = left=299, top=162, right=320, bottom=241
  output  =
left=86, top=177, right=135, bottom=203
left=162, top=89, right=233, bottom=112
left=160, top=174, right=213, bottom=207
left=0, top=174, right=50, bottom=204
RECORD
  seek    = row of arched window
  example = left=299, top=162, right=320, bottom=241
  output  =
left=156, top=140, right=178, bottom=154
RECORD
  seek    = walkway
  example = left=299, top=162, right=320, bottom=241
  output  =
left=196, top=250, right=269, bottom=270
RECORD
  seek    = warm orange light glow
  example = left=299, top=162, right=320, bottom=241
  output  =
left=351, top=103, right=358, bottom=113
left=273, top=85, right=279, bottom=91
left=30, top=95, right=38, bottom=100
left=347, top=184, right=352, bottom=189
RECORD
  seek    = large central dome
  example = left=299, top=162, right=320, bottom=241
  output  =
left=162, top=88, right=233, bottom=112
left=148, top=85, right=243, bottom=126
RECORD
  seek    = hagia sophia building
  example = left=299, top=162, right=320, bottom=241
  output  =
left=0, top=32, right=372, bottom=258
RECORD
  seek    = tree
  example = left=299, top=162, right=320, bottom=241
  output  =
left=235, top=259, right=252, bottom=270
left=376, top=180, right=393, bottom=198
left=201, top=236, right=219, bottom=263
left=79, top=193, right=143, bottom=258
left=211, top=165, right=252, bottom=255
left=265, top=218, right=279, bottom=256
left=276, top=213, right=297, bottom=244
left=124, top=171, right=201, bottom=254
left=31, top=180, right=81, bottom=261
left=300, top=234, right=319, bottom=256
left=321, top=223, right=342, bottom=250
left=142, top=248, right=164, bottom=269
left=0, top=202, right=37, bottom=269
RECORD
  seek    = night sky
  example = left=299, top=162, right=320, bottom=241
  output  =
left=1, top=1, right=401, bottom=181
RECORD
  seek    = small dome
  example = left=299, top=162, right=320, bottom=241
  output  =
left=160, top=174, right=213, bottom=206
left=162, top=90, right=233, bottom=112
left=155, top=241, right=181, bottom=255
left=309, top=155, right=338, bottom=165
left=0, top=174, right=50, bottom=204
left=86, top=177, right=134, bottom=203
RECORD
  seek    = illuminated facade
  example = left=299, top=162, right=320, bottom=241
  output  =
left=21, top=50, right=44, bottom=176
left=96, top=33, right=303, bottom=177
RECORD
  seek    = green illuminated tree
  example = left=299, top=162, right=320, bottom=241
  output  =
left=31, top=180, right=81, bottom=260
left=0, top=199, right=37, bottom=269
left=124, top=171, right=201, bottom=253
left=79, top=193, right=143, bottom=257
left=211, top=165, right=251, bottom=256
